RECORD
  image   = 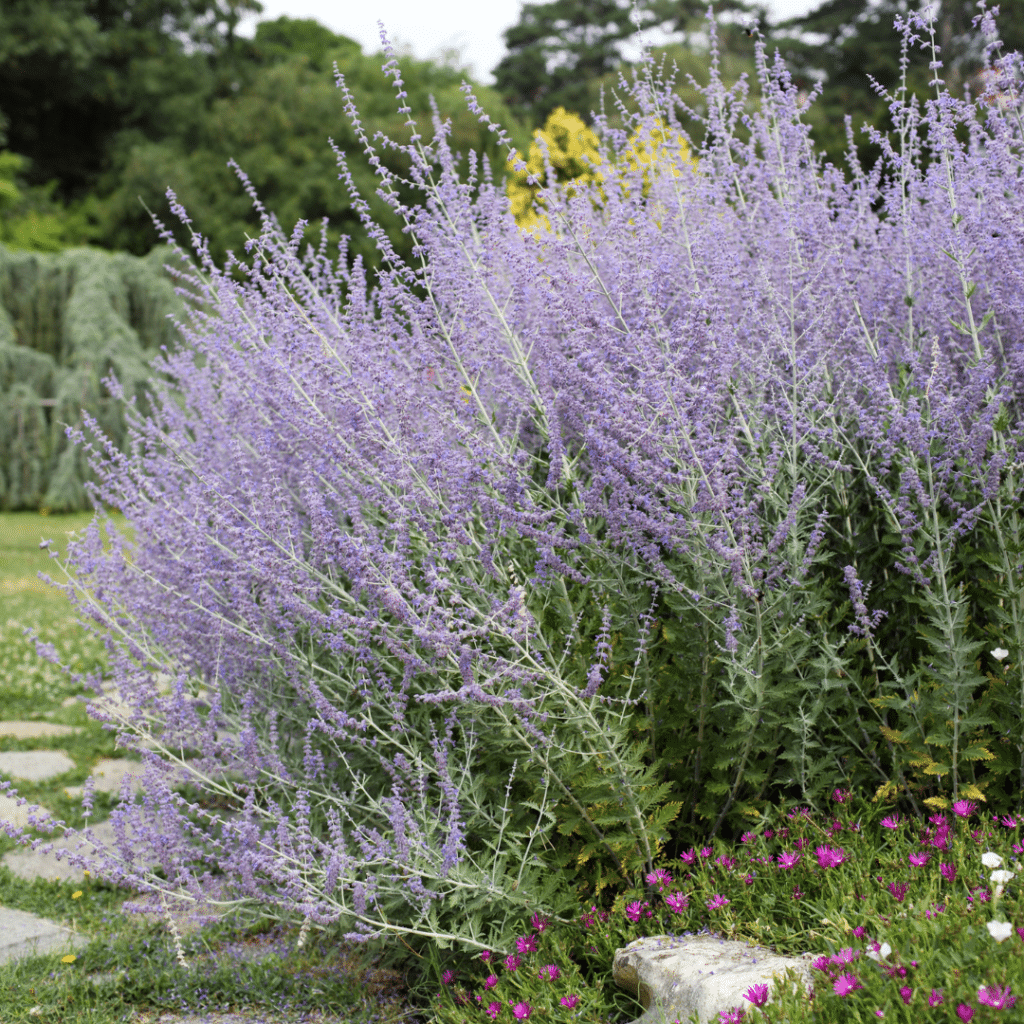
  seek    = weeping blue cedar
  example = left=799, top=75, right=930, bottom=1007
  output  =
left=0, top=242, right=197, bottom=512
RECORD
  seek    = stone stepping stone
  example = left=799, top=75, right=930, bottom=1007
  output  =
left=0, top=721, right=82, bottom=739
left=2, top=811, right=203, bottom=885
left=0, top=750, right=76, bottom=782
left=66, top=757, right=147, bottom=797
left=0, top=905, right=88, bottom=966
left=64, top=757, right=195, bottom=799
left=0, top=793, right=46, bottom=830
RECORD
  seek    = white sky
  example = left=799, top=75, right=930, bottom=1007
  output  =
left=235, top=0, right=822, bottom=86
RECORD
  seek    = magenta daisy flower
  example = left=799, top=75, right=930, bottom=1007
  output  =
left=815, top=845, right=847, bottom=868
left=833, top=973, right=863, bottom=997
left=977, top=985, right=1016, bottom=1009
left=665, top=892, right=690, bottom=912
left=646, top=868, right=673, bottom=889
left=743, top=983, right=769, bottom=1007
left=888, top=881, right=909, bottom=902
left=952, top=800, right=977, bottom=819
left=777, top=851, right=801, bottom=869
left=829, top=948, right=860, bottom=966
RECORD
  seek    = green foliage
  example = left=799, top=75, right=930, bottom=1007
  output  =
left=0, top=150, right=100, bottom=253
left=85, top=35, right=532, bottom=280
left=251, top=15, right=361, bottom=70
left=0, top=243, right=198, bottom=513
left=0, top=0, right=263, bottom=204
left=493, top=0, right=766, bottom=130
left=0, top=6, right=534, bottom=284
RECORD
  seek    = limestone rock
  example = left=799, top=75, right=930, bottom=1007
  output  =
left=613, top=933, right=816, bottom=1024
left=0, top=750, right=75, bottom=782
left=0, top=721, right=82, bottom=739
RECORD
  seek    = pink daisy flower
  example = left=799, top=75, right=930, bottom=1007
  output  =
left=833, top=973, right=862, bottom=997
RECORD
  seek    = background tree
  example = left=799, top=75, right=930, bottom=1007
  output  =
left=493, top=0, right=767, bottom=130
left=766, top=0, right=1024, bottom=179
left=0, top=241, right=195, bottom=513
left=0, top=0, right=263, bottom=205
left=0, top=9, right=532, bottom=283
left=86, top=18, right=532, bottom=278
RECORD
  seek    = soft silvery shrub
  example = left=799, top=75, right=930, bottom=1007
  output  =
left=6, top=7, right=1024, bottom=962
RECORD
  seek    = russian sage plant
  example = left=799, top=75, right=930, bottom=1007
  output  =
left=5, top=6, right=1024, bottom=963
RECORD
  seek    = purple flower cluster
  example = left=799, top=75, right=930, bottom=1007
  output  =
left=9, top=2, right=1024, bottom=963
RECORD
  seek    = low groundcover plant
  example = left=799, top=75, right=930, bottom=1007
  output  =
left=2, top=3, right=1024, bottom=1017
left=423, top=790, right=1023, bottom=1023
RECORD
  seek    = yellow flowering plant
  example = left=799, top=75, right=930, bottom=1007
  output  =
left=505, top=107, right=698, bottom=236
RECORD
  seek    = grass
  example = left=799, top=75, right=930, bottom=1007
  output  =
left=2, top=510, right=1022, bottom=1023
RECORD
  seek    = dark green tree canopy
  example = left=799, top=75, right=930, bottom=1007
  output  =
left=87, top=37, right=532, bottom=279
left=0, top=0, right=263, bottom=201
left=0, top=8, right=533, bottom=283
left=493, top=0, right=765, bottom=127
left=251, top=15, right=361, bottom=71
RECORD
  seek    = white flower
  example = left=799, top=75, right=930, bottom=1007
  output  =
left=987, top=920, right=1013, bottom=943
left=982, top=852, right=1005, bottom=870
left=866, top=942, right=892, bottom=962
left=992, top=647, right=1009, bottom=661
left=991, top=869, right=1015, bottom=899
